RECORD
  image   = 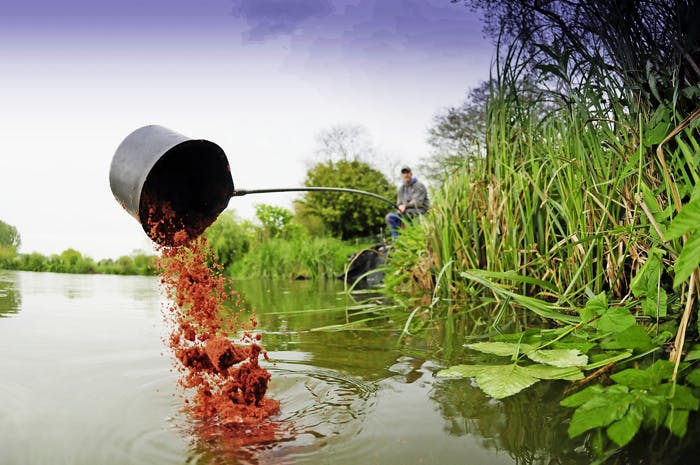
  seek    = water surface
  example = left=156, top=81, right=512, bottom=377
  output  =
left=0, top=270, right=696, bottom=464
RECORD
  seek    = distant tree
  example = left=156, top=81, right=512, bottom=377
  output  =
left=297, top=159, right=394, bottom=240
left=314, top=124, right=375, bottom=163
left=0, top=219, right=21, bottom=249
left=313, top=124, right=398, bottom=180
left=421, top=80, right=490, bottom=182
left=255, top=204, right=295, bottom=240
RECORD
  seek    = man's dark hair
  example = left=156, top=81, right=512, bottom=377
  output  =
left=400, top=166, right=411, bottom=174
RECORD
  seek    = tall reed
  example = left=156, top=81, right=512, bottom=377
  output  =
left=386, top=39, right=697, bottom=314
left=230, top=235, right=359, bottom=280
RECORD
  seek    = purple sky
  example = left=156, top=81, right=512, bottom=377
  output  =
left=0, top=0, right=494, bottom=258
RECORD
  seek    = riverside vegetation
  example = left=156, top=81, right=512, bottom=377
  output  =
left=382, top=1, right=700, bottom=460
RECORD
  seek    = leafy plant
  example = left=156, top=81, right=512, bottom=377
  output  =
left=561, top=360, right=699, bottom=447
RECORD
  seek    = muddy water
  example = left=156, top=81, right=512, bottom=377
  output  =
left=0, top=270, right=697, bottom=465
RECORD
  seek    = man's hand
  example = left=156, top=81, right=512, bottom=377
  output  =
left=398, top=204, right=407, bottom=214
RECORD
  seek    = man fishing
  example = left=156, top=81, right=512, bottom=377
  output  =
left=385, top=166, right=430, bottom=239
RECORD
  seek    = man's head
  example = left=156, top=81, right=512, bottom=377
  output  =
left=400, top=166, right=412, bottom=185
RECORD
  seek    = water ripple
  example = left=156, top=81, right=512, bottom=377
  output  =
left=180, top=361, right=379, bottom=465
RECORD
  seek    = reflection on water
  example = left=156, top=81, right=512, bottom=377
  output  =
left=0, top=271, right=698, bottom=465
left=0, top=271, right=21, bottom=317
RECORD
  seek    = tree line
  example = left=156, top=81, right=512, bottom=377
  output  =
left=1, top=127, right=399, bottom=278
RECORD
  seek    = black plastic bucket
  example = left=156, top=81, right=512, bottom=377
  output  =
left=109, top=125, right=234, bottom=246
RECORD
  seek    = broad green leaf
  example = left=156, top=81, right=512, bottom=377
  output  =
left=673, top=231, right=700, bottom=288
left=560, top=385, right=605, bottom=408
left=644, top=120, right=671, bottom=147
left=629, top=248, right=669, bottom=318
left=551, top=341, right=596, bottom=354
left=639, top=395, right=667, bottom=428
left=647, top=360, right=675, bottom=383
left=644, top=106, right=671, bottom=147
left=596, top=306, right=636, bottom=333
left=606, top=404, right=643, bottom=447
left=665, top=197, right=700, bottom=241
left=686, top=368, right=700, bottom=387
left=526, top=348, right=588, bottom=367
left=436, top=364, right=486, bottom=379
left=641, top=289, right=667, bottom=318
left=466, top=341, right=533, bottom=357
left=652, top=384, right=700, bottom=410
left=567, top=391, right=632, bottom=438
left=610, top=368, right=654, bottom=389
left=524, top=364, right=583, bottom=381
left=580, top=292, right=608, bottom=324
left=584, top=351, right=633, bottom=370
left=630, top=249, right=665, bottom=298
left=684, top=344, right=700, bottom=362
left=665, top=409, right=690, bottom=437
left=600, top=325, right=654, bottom=352
left=471, top=364, right=539, bottom=399
left=437, top=364, right=539, bottom=399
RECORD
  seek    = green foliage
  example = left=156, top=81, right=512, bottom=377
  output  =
left=203, top=210, right=252, bottom=269
left=665, top=197, right=700, bottom=287
left=0, top=246, right=18, bottom=270
left=297, top=159, right=394, bottom=240
left=630, top=248, right=668, bottom=317
left=0, top=219, right=21, bottom=249
left=437, top=363, right=582, bottom=399
left=254, top=204, right=301, bottom=240
left=95, top=252, right=155, bottom=276
left=561, top=360, right=699, bottom=447
left=230, top=235, right=356, bottom=280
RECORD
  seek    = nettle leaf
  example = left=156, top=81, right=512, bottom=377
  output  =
left=652, top=384, right=700, bottom=411
left=600, top=325, right=654, bottom=352
left=641, top=289, right=668, bottom=318
left=630, top=249, right=665, bottom=298
left=610, top=368, right=654, bottom=389
left=665, top=409, right=690, bottom=437
left=596, top=306, right=637, bottom=333
left=560, top=385, right=605, bottom=408
left=580, top=292, right=608, bottom=324
left=665, top=196, right=700, bottom=241
left=647, top=360, right=675, bottom=383
left=639, top=395, right=668, bottom=428
left=673, top=231, right=700, bottom=288
left=629, top=249, right=669, bottom=317
left=644, top=105, right=671, bottom=147
left=686, top=368, right=700, bottom=387
left=684, top=344, right=700, bottom=362
left=567, top=388, right=632, bottom=438
left=526, top=348, right=588, bottom=367
left=607, top=404, right=643, bottom=447
left=551, top=341, right=597, bottom=354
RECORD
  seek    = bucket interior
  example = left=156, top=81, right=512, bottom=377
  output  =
left=138, top=140, right=233, bottom=245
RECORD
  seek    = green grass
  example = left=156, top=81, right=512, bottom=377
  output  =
left=229, top=235, right=363, bottom=280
